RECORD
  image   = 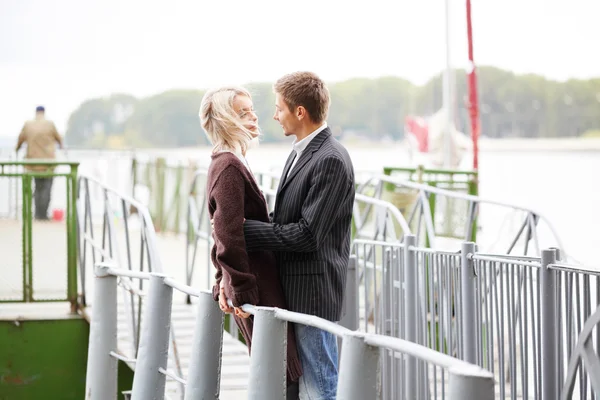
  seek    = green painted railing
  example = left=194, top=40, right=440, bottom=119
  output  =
left=0, top=160, right=79, bottom=311
left=382, top=165, right=479, bottom=242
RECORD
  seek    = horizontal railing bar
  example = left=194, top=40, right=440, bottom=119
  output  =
left=109, top=351, right=136, bottom=364
left=217, top=298, right=492, bottom=379
left=354, top=259, right=384, bottom=272
left=227, top=301, right=352, bottom=337
left=0, top=298, right=69, bottom=303
left=226, top=299, right=255, bottom=314
left=374, top=174, right=566, bottom=251
left=363, top=333, right=493, bottom=377
left=158, top=367, right=187, bottom=385
left=354, top=193, right=411, bottom=234
left=0, top=173, right=75, bottom=178
left=469, top=254, right=541, bottom=268
left=274, top=308, right=351, bottom=337
left=378, top=174, right=529, bottom=214
left=549, top=263, right=600, bottom=276
left=410, top=246, right=460, bottom=256
left=163, top=277, right=208, bottom=298
left=475, top=252, right=541, bottom=261
left=79, top=175, right=164, bottom=275
left=101, top=265, right=152, bottom=280
left=0, top=160, right=80, bottom=166
left=383, top=166, right=478, bottom=175
left=353, top=239, right=404, bottom=247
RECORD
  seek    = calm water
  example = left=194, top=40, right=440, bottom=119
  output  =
left=1, top=144, right=598, bottom=264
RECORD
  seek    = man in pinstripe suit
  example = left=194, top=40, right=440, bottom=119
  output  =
left=244, top=72, right=355, bottom=399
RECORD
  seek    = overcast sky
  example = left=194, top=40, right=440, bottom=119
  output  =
left=1, top=0, right=598, bottom=138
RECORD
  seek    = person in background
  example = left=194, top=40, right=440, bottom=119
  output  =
left=15, top=105, right=64, bottom=220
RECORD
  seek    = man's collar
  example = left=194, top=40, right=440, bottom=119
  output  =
left=292, top=122, right=327, bottom=153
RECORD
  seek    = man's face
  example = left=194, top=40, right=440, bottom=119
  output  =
left=273, top=93, right=299, bottom=137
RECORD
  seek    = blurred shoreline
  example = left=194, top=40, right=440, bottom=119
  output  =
left=2, top=136, right=600, bottom=154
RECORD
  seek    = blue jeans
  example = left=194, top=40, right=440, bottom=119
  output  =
left=294, top=324, right=338, bottom=400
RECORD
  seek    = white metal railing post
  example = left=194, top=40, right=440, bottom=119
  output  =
left=85, top=265, right=118, bottom=400
left=448, top=366, right=495, bottom=400
left=247, top=308, right=287, bottom=400
left=336, top=334, right=380, bottom=400
left=184, top=291, right=224, bottom=400
left=131, top=274, right=173, bottom=400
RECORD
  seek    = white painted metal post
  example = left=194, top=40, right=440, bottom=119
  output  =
left=339, top=255, right=359, bottom=331
left=461, top=242, right=477, bottom=364
left=247, top=308, right=287, bottom=400
left=336, top=334, right=379, bottom=400
left=184, top=292, right=224, bottom=400
left=448, top=367, right=495, bottom=400
left=403, top=234, right=418, bottom=398
left=131, top=274, right=173, bottom=400
left=541, top=249, right=558, bottom=399
left=85, top=265, right=118, bottom=400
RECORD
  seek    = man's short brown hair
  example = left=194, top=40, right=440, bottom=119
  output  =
left=274, top=71, right=330, bottom=124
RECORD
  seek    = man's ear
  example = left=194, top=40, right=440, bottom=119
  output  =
left=296, top=106, right=306, bottom=121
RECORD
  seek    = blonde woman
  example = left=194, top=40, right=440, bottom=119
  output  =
left=199, top=86, right=302, bottom=394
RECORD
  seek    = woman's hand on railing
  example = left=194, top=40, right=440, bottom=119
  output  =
left=233, top=307, right=251, bottom=319
left=220, top=287, right=251, bottom=319
left=218, top=285, right=234, bottom=314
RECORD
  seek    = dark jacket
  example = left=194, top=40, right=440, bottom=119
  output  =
left=244, top=128, right=355, bottom=321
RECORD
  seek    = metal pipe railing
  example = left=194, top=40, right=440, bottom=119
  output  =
left=78, top=174, right=184, bottom=396
left=351, top=233, right=600, bottom=399
left=84, top=161, right=600, bottom=399
left=87, top=188, right=600, bottom=400
left=85, top=261, right=495, bottom=400
left=357, top=173, right=570, bottom=260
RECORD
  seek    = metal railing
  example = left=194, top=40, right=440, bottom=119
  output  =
left=0, top=160, right=79, bottom=310
left=75, top=155, right=600, bottom=398
left=78, top=159, right=600, bottom=399
left=77, top=173, right=184, bottom=394
left=185, top=168, right=211, bottom=297
left=561, top=302, right=600, bottom=400
left=553, top=259, right=600, bottom=399
left=85, top=259, right=495, bottom=400
left=357, top=174, right=568, bottom=259
left=351, top=232, right=600, bottom=399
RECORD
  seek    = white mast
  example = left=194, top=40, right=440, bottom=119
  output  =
left=442, top=0, right=454, bottom=168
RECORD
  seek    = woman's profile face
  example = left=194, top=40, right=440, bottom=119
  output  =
left=233, top=95, right=259, bottom=138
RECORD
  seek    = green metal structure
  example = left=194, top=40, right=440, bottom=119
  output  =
left=0, top=316, right=89, bottom=399
left=382, top=165, right=479, bottom=242
left=0, top=161, right=79, bottom=311
left=0, top=161, right=136, bottom=400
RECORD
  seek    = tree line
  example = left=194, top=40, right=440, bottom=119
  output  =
left=65, top=66, right=600, bottom=148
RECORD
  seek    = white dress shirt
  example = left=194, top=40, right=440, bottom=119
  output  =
left=286, top=122, right=327, bottom=178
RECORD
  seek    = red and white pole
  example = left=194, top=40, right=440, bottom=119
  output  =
left=466, top=0, right=480, bottom=170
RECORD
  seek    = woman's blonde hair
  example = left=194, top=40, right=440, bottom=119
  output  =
left=199, top=86, right=257, bottom=155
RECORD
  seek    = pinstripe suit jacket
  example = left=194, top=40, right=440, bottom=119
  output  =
left=244, top=128, right=355, bottom=321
